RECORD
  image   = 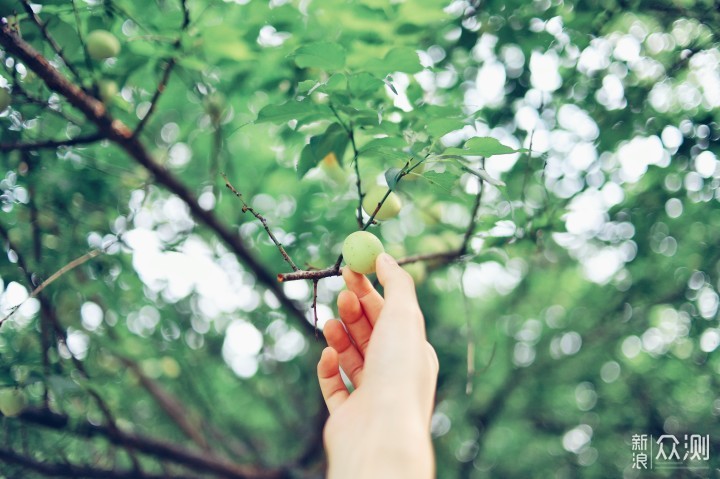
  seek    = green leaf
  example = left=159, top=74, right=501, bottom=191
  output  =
left=325, top=73, right=348, bottom=92
left=297, top=123, right=350, bottom=178
left=293, top=42, right=346, bottom=70
left=359, top=136, right=406, bottom=153
left=385, top=167, right=402, bottom=189
left=256, top=100, right=317, bottom=124
left=426, top=118, right=466, bottom=137
left=422, top=171, right=457, bottom=192
left=365, top=47, right=423, bottom=76
left=348, top=72, right=385, bottom=97
left=460, top=166, right=506, bottom=187
left=443, top=137, right=526, bottom=157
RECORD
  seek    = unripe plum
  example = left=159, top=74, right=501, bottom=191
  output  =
left=0, top=388, right=26, bottom=417
left=98, top=80, right=118, bottom=102
left=342, top=231, right=384, bottom=274
left=320, top=152, right=346, bottom=183
left=87, top=30, right=121, bottom=60
left=362, top=185, right=402, bottom=221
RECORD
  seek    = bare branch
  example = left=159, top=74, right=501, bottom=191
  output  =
left=0, top=241, right=105, bottom=326
left=0, top=23, right=313, bottom=336
left=223, top=174, right=299, bottom=271
left=15, top=408, right=289, bottom=479
left=459, top=179, right=484, bottom=255
left=118, top=356, right=210, bottom=452
left=0, top=133, right=104, bottom=152
left=311, top=279, right=319, bottom=338
left=0, top=447, right=195, bottom=479
left=328, top=103, right=363, bottom=228
left=132, top=0, right=190, bottom=137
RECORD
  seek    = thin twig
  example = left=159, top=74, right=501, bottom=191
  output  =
left=328, top=103, right=364, bottom=228
left=222, top=174, right=299, bottom=272
left=0, top=247, right=105, bottom=326
left=312, top=280, right=319, bottom=339
left=132, top=0, right=190, bottom=137
left=19, top=0, right=84, bottom=85
left=70, top=0, right=96, bottom=88
left=459, top=175, right=485, bottom=255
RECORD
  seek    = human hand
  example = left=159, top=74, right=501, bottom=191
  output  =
left=317, top=253, right=439, bottom=479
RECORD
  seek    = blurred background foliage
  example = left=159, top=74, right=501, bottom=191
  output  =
left=0, top=0, right=719, bottom=477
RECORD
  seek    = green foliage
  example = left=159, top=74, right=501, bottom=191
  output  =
left=1, top=0, right=719, bottom=477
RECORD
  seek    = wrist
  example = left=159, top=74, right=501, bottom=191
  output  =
left=326, top=413, right=434, bottom=479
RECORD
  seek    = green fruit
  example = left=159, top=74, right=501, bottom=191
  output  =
left=87, top=30, right=121, bottom=60
left=320, top=152, right=346, bottom=183
left=403, top=262, right=427, bottom=284
left=362, top=186, right=402, bottom=220
left=342, top=231, right=384, bottom=274
left=403, top=161, right=426, bottom=181
left=98, top=80, right=118, bottom=102
left=0, top=388, right=26, bottom=417
left=0, top=88, right=10, bottom=113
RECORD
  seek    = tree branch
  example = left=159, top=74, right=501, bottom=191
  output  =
left=132, top=0, right=190, bottom=138
left=0, top=23, right=313, bottom=337
left=118, top=356, right=211, bottom=452
left=223, top=174, right=298, bottom=271
left=0, top=447, right=196, bottom=479
left=15, top=408, right=289, bottom=479
left=0, top=133, right=104, bottom=152
left=460, top=177, right=484, bottom=255
left=18, top=0, right=84, bottom=85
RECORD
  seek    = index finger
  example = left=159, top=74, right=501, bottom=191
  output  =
left=341, top=267, right=384, bottom=325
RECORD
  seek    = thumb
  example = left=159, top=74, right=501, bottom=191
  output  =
left=375, top=253, right=418, bottom=306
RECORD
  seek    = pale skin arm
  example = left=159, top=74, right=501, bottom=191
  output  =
left=317, top=253, right=439, bottom=479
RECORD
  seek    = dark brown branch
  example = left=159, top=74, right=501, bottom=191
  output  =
left=223, top=174, right=299, bottom=271
left=0, top=447, right=195, bottom=479
left=118, top=356, right=210, bottom=452
left=132, top=0, right=190, bottom=137
left=0, top=223, right=134, bottom=464
left=329, top=103, right=363, bottom=228
left=311, top=279, right=319, bottom=338
left=0, top=23, right=313, bottom=337
left=459, top=177, right=484, bottom=255
left=15, top=408, right=289, bottom=479
left=0, top=133, right=103, bottom=152
left=19, top=0, right=84, bottom=85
